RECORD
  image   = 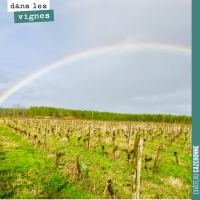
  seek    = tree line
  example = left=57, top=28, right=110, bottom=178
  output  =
left=0, top=106, right=191, bottom=123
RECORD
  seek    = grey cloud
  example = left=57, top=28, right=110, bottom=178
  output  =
left=0, top=0, right=191, bottom=116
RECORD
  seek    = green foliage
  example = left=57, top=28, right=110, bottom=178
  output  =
left=0, top=106, right=192, bottom=123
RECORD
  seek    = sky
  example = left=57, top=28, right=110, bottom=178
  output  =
left=0, top=0, right=191, bottom=116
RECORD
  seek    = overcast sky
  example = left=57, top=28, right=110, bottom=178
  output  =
left=0, top=0, right=191, bottom=115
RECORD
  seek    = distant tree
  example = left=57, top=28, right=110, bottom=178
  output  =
left=58, top=108, right=65, bottom=118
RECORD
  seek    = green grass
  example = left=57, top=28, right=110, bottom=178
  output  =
left=0, top=125, right=95, bottom=199
left=0, top=121, right=192, bottom=199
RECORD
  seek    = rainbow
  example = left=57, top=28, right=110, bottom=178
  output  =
left=0, top=43, right=191, bottom=105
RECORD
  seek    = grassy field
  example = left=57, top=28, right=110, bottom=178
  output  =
left=0, top=118, right=192, bottom=199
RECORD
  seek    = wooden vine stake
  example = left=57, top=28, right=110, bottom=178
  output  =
left=131, top=134, right=143, bottom=199
left=128, top=125, right=132, bottom=146
left=44, top=121, right=48, bottom=151
left=55, top=123, right=57, bottom=136
left=88, top=124, right=92, bottom=149
left=163, top=125, right=166, bottom=149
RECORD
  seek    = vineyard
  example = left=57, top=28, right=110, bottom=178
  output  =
left=0, top=117, right=192, bottom=199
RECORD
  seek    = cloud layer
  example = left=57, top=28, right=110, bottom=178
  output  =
left=0, top=0, right=191, bottom=115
